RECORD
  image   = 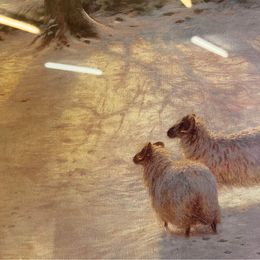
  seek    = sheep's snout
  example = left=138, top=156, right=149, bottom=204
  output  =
left=167, top=126, right=178, bottom=138
left=133, top=154, right=143, bottom=164
left=133, top=155, right=139, bottom=164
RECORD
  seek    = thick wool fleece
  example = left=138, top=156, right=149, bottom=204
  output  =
left=142, top=146, right=220, bottom=231
left=179, top=120, right=260, bottom=185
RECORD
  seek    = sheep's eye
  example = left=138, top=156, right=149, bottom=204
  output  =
left=179, top=122, right=185, bottom=129
left=137, top=155, right=143, bottom=161
left=181, top=120, right=190, bottom=130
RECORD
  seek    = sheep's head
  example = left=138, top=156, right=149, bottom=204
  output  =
left=167, top=114, right=196, bottom=138
left=133, top=142, right=165, bottom=165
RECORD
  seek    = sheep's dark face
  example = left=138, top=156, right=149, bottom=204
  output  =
left=133, top=142, right=164, bottom=165
left=167, top=114, right=196, bottom=138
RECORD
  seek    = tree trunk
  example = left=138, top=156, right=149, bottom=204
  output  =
left=44, top=0, right=99, bottom=38
left=35, top=0, right=104, bottom=48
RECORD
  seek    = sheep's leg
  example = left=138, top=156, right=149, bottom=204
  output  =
left=164, top=222, right=169, bottom=232
left=211, top=221, right=217, bottom=233
left=185, top=226, right=191, bottom=237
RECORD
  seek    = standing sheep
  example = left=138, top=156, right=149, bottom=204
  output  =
left=133, top=141, right=220, bottom=237
left=167, top=114, right=260, bottom=186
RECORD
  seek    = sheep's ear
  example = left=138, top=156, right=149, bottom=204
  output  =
left=135, top=143, right=152, bottom=162
left=180, top=115, right=195, bottom=133
left=146, top=142, right=153, bottom=156
left=153, top=141, right=165, bottom=147
left=142, top=142, right=153, bottom=161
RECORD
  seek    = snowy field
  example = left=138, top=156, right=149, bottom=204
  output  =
left=0, top=0, right=260, bottom=258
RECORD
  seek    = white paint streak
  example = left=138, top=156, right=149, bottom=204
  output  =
left=0, top=14, right=41, bottom=35
left=45, top=62, right=103, bottom=76
left=191, top=36, right=229, bottom=58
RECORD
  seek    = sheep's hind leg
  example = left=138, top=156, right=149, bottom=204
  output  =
left=211, top=221, right=217, bottom=233
left=185, top=226, right=190, bottom=237
left=164, top=222, right=169, bottom=232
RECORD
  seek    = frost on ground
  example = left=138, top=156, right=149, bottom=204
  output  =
left=0, top=0, right=260, bottom=259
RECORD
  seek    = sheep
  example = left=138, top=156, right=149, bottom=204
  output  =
left=133, top=141, right=220, bottom=237
left=167, top=114, right=260, bottom=186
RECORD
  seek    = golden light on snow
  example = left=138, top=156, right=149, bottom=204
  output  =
left=191, top=36, right=229, bottom=58
left=180, top=0, right=192, bottom=8
left=219, top=186, right=260, bottom=210
left=0, top=14, right=41, bottom=35
left=45, top=62, right=103, bottom=76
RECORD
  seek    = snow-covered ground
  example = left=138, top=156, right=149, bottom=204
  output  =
left=0, top=0, right=260, bottom=258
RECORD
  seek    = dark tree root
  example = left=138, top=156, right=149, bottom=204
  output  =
left=31, top=15, right=105, bottom=50
left=31, top=20, right=70, bottom=50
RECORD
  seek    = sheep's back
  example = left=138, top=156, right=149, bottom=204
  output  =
left=151, top=162, right=219, bottom=226
left=205, top=132, right=260, bottom=184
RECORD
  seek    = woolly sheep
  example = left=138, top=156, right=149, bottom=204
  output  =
left=167, top=114, right=260, bottom=186
left=133, top=141, right=220, bottom=237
